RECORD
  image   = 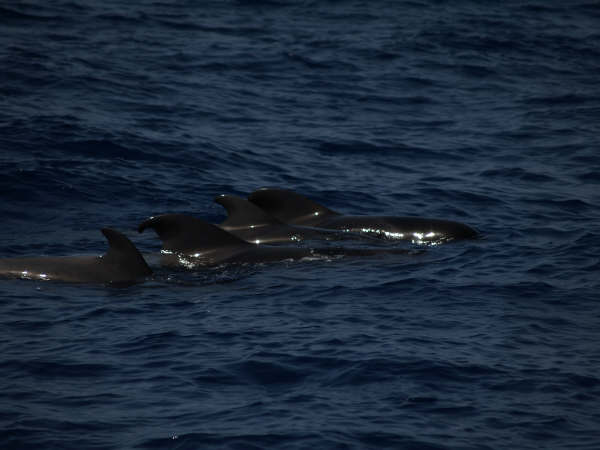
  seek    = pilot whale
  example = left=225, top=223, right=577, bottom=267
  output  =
left=138, top=214, right=416, bottom=268
left=215, top=194, right=375, bottom=244
left=248, top=188, right=478, bottom=244
left=0, top=228, right=152, bottom=283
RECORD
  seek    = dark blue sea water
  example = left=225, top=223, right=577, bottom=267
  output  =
left=2, top=0, right=600, bottom=448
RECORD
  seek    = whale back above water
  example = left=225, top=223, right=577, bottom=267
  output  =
left=247, top=188, right=339, bottom=227
left=315, top=215, right=478, bottom=242
left=139, top=213, right=321, bottom=266
left=248, top=188, right=478, bottom=243
left=0, top=228, right=152, bottom=283
left=215, top=194, right=365, bottom=244
left=138, top=214, right=250, bottom=253
left=216, top=194, right=285, bottom=230
left=215, top=194, right=299, bottom=244
left=138, top=213, right=417, bottom=267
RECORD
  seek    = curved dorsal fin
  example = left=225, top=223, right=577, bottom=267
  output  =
left=101, top=228, right=152, bottom=276
left=138, top=214, right=249, bottom=253
left=247, top=188, right=339, bottom=225
left=216, top=194, right=284, bottom=229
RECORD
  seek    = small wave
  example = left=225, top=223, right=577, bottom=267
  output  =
left=522, top=93, right=594, bottom=106
left=2, top=359, right=113, bottom=378
left=317, top=140, right=439, bottom=158
left=322, top=357, right=503, bottom=388
left=522, top=197, right=592, bottom=214
left=228, top=359, right=307, bottom=385
left=417, top=187, right=502, bottom=206
left=137, top=432, right=345, bottom=450
left=94, top=12, right=144, bottom=25
left=479, top=167, right=555, bottom=183
left=118, top=330, right=181, bottom=354
left=458, top=63, right=498, bottom=78
left=566, top=373, right=599, bottom=388
left=0, top=6, right=60, bottom=22
left=286, top=52, right=357, bottom=71
left=577, top=170, right=600, bottom=183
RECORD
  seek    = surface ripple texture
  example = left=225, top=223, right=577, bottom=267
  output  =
left=1, top=1, right=600, bottom=449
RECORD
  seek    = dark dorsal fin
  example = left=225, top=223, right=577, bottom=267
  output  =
left=216, top=194, right=284, bottom=229
left=247, top=188, right=339, bottom=225
left=101, top=228, right=152, bottom=276
left=137, top=214, right=249, bottom=253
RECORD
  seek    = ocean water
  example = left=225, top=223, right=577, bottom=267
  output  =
left=1, top=0, right=600, bottom=448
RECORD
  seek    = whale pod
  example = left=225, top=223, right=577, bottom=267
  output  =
left=138, top=214, right=416, bottom=268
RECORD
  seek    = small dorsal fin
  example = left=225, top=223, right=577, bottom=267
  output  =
left=247, top=188, right=339, bottom=225
left=138, top=214, right=249, bottom=253
left=101, top=228, right=152, bottom=276
left=215, top=194, right=284, bottom=229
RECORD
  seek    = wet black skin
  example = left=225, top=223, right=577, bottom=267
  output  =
left=248, top=188, right=478, bottom=243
